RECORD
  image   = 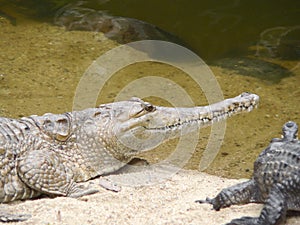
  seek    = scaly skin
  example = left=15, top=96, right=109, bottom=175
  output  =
left=197, top=121, right=300, bottom=225
left=0, top=92, right=259, bottom=222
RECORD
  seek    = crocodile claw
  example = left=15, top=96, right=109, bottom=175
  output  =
left=195, top=197, right=213, bottom=204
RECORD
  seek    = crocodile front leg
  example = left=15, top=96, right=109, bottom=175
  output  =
left=227, top=184, right=287, bottom=225
left=17, top=149, right=99, bottom=198
left=196, top=179, right=260, bottom=210
left=0, top=211, right=30, bottom=222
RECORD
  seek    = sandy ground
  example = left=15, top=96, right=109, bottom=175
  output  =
left=2, top=169, right=299, bottom=225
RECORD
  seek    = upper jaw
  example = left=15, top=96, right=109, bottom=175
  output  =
left=118, top=92, right=259, bottom=132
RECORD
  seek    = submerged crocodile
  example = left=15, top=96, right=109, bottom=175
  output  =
left=0, top=92, right=259, bottom=222
left=54, top=3, right=183, bottom=45
left=197, top=121, right=300, bottom=225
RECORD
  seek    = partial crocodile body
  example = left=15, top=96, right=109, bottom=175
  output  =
left=0, top=92, right=259, bottom=222
left=54, top=3, right=183, bottom=45
left=197, top=121, right=300, bottom=225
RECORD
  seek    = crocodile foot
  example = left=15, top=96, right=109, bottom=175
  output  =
left=0, top=212, right=31, bottom=222
left=225, top=216, right=259, bottom=225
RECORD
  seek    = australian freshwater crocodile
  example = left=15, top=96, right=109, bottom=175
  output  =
left=0, top=92, right=259, bottom=222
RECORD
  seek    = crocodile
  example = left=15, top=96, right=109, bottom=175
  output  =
left=54, top=3, right=183, bottom=45
left=197, top=121, right=300, bottom=225
left=0, top=92, right=259, bottom=222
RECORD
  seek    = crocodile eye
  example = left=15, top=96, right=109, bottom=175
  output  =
left=144, top=103, right=155, bottom=112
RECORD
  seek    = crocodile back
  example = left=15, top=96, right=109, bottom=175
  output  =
left=254, top=140, right=300, bottom=202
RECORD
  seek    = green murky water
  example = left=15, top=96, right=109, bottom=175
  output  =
left=0, top=0, right=299, bottom=178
